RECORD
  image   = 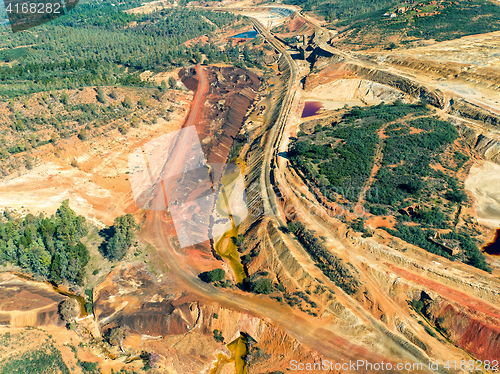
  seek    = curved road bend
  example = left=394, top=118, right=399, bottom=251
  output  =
left=144, top=27, right=420, bottom=371
left=250, top=16, right=434, bottom=370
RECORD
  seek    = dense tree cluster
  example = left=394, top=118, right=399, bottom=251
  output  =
left=0, top=200, right=89, bottom=284
left=290, top=102, right=429, bottom=202
left=102, top=214, right=139, bottom=261
left=0, top=201, right=142, bottom=284
left=0, top=347, right=70, bottom=374
left=289, top=102, right=489, bottom=272
left=369, top=116, right=458, bottom=207
left=0, top=3, right=246, bottom=96
left=200, top=268, right=225, bottom=283
left=387, top=225, right=490, bottom=272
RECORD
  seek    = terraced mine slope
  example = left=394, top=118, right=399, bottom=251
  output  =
left=0, top=1, right=500, bottom=374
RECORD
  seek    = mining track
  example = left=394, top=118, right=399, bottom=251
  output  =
left=141, top=19, right=417, bottom=371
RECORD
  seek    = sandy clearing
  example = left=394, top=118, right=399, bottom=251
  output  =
left=0, top=162, right=107, bottom=226
left=465, top=161, right=500, bottom=229
left=0, top=92, right=190, bottom=226
left=303, top=78, right=407, bottom=110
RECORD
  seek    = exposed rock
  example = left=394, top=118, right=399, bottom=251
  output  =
left=0, top=272, right=66, bottom=327
left=451, top=98, right=500, bottom=130
left=345, top=63, right=445, bottom=108
left=421, top=295, right=500, bottom=362
left=93, top=264, right=319, bottom=373
left=455, top=122, right=500, bottom=164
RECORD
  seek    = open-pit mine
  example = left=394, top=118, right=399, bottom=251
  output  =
left=1, top=1, right=500, bottom=373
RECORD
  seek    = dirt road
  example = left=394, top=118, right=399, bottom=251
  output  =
left=142, top=61, right=403, bottom=369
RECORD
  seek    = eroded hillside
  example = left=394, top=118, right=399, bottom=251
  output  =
left=1, top=2, right=500, bottom=374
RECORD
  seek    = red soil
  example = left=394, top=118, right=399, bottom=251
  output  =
left=386, top=264, right=500, bottom=320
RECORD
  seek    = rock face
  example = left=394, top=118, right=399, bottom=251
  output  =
left=456, top=122, right=500, bottom=164
left=451, top=99, right=500, bottom=130
left=453, top=101, right=500, bottom=165
left=306, top=57, right=445, bottom=108
left=380, top=54, right=500, bottom=93
left=93, top=264, right=318, bottom=374
left=0, top=273, right=66, bottom=327
left=345, top=63, right=445, bottom=108
left=94, top=266, right=200, bottom=336
left=420, top=294, right=500, bottom=362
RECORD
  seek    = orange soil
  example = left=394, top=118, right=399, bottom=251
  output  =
left=366, top=215, right=396, bottom=229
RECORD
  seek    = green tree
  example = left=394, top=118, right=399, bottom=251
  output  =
left=131, top=116, right=139, bottom=128
left=28, top=238, right=51, bottom=277
left=50, top=253, right=63, bottom=283
left=58, top=299, right=79, bottom=325
left=4, top=239, right=17, bottom=263
left=60, top=92, right=70, bottom=105
left=104, top=214, right=138, bottom=261
left=204, top=269, right=225, bottom=283
left=193, top=51, right=203, bottom=64
left=106, top=231, right=126, bottom=261
left=213, top=329, right=224, bottom=343
left=55, top=200, right=88, bottom=243
left=96, top=88, right=106, bottom=104
left=78, top=128, right=88, bottom=141
left=250, top=278, right=272, bottom=294
left=114, top=214, right=139, bottom=246
left=168, top=77, right=177, bottom=89
left=106, top=326, right=127, bottom=351
left=160, top=80, right=168, bottom=92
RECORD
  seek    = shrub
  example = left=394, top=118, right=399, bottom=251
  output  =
left=213, top=329, right=224, bottom=343
left=122, top=96, right=133, bottom=108
left=201, top=269, right=225, bottom=283
left=249, top=278, right=273, bottom=294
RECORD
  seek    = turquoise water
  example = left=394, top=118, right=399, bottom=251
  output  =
left=232, top=30, right=258, bottom=38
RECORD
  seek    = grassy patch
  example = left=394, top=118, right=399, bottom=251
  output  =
left=0, top=347, right=70, bottom=374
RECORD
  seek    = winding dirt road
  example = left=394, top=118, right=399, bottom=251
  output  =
left=142, top=58, right=403, bottom=371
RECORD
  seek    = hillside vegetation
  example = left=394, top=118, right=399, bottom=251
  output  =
left=284, top=0, right=401, bottom=22
left=336, top=0, right=500, bottom=49
left=284, top=0, right=500, bottom=49
left=290, top=102, right=490, bottom=272
left=0, top=0, right=247, bottom=96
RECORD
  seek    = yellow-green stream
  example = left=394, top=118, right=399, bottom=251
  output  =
left=214, top=160, right=247, bottom=284
left=209, top=334, right=248, bottom=374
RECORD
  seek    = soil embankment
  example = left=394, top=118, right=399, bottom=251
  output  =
left=165, top=65, right=261, bottom=277
left=93, top=264, right=321, bottom=373
left=179, top=65, right=260, bottom=184
left=0, top=272, right=66, bottom=327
